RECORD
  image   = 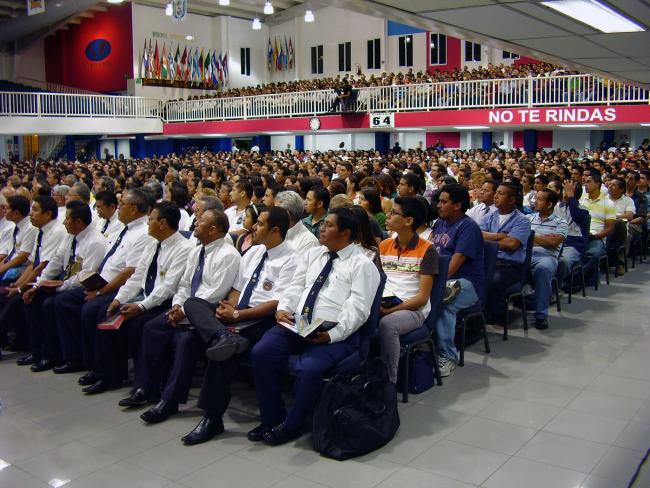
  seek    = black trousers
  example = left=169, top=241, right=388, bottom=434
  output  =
left=0, top=293, right=27, bottom=349
left=94, top=301, right=170, bottom=382
left=485, top=261, right=523, bottom=320
left=23, top=290, right=60, bottom=362
left=183, top=297, right=273, bottom=418
left=134, top=311, right=202, bottom=404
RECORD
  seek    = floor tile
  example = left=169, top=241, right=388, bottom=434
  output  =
left=566, top=390, right=645, bottom=421
left=237, top=435, right=320, bottom=474
left=543, top=409, right=628, bottom=444
left=375, top=466, right=477, bottom=488
left=65, top=461, right=169, bottom=488
left=178, top=454, right=288, bottom=488
left=409, top=439, right=508, bottom=485
left=0, top=466, right=49, bottom=488
left=614, top=421, right=650, bottom=452
left=477, top=397, right=561, bottom=430
left=585, top=374, right=650, bottom=401
left=447, top=417, right=536, bottom=455
left=501, top=378, right=579, bottom=408
left=515, top=431, right=609, bottom=473
left=295, top=455, right=402, bottom=488
left=482, top=457, right=587, bottom=488
left=589, top=446, right=644, bottom=486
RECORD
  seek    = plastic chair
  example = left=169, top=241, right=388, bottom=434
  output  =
left=456, top=241, right=497, bottom=367
left=607, top=221, right=628, bottom=278
left=398, top=255, right=450, bottom=403
left=567, top=208, right=589, bottom=302
left=503, top=231, right=535, bottom=339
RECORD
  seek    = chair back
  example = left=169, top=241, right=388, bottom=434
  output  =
left=580, top=209, right=591, bottom=249
left=357, top=272, right=386, bottom=361
left=481, top=241, right=499, bottom=307
left=423, top=255, right=450, bottom=332
left=179, top=230, right=193, bottom=239
left=520, top=231, right=535, bottom=283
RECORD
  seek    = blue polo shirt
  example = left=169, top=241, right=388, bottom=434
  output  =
left=481, top=209, right=531, bottom=264
left=431, top=215, right=485, bottom=300
left=527, top=213, right=568, bottom=259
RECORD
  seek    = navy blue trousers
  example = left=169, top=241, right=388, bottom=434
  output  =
left=23, top=290, right=59, bottom=362
left=251, top=326, right=358, bottom=432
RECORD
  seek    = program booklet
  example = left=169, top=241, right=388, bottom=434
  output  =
left=278, top=315, right=338, bottom=338
left=97, top=312, right=126, bottom=330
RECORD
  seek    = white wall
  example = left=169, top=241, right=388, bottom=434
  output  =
left=14, top=42, right=46, bottom=82
left=386, top=32, right=426, bottom=74
left=304, top=133, right=351, bottom=152
left=351, top=132, right=375, bottom=150
left=552, top=130, right=591, bottom=152
left=227, top=17, right=270, bottom=89
left=271, top=135, right=294, bottom=151
left=398, top=131, right=426, bottom=150
left=116, top=139, right=131, bottom=159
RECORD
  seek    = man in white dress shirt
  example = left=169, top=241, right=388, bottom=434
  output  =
left=466, top=180, right=497, bottom=228
left=52, top=185, right=70, bottom=225
left=53, top=188, right=153, bottom=386
left=95, top=190, right=123, bottom=241
left=275, top=191, right=319, bottom=254
left=224, top=180, right=252, bottom=232
left=180, top=207, right=297, bottom=445
left=86, top=201, right=193, bottom=394
left=118, top=209, right=241, bottom=425
left=0, top=194, right=15, bottom=262
left=250, top=207, right=380, bottom=446
left=22, top=201, right=108, bottom=373
left=0, top=195, right=38, bottom=283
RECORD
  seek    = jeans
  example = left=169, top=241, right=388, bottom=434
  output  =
left=529, top=253, right=558, bottom=320
left=434, top=278, right=478, bottom=362
left=557, top=246, right=582, bottom=289
left=583, top=239, right=606, bottom=286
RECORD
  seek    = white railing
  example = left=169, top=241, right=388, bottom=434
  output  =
left=163, top=74, right=649, bottom=123
left=15, top=77, right=102, bottom=95
left=0, top=92, right=161, bottom=118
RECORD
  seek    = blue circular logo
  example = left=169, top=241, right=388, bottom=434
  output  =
left=85, top=39, right=111, bottom=62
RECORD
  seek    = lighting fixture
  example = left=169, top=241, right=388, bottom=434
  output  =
left=541, top=0, right=644, bottom=33
left=557, top=123, right=599, bottom=127
left=454, top=125, right=490, bottom=130
left=304, top=10, right=314, bottom=22
left=640, top=123, right=650, bottom=126
left=107, top=0, right=123, bottom=4
left=430, top=42, right=435, bottom=48
left=165, top=2, right=172, bottom=16
left=252, top=17, right=262, bottom=30
left=405, top=36, right=411, bottom=43
left=185, top=35, right=194, bottom=40
left=263, top=1, right=274, bottom=15
left=0, top=459, right=10, bottom=472
left=218, top=0, right=230, bottom=6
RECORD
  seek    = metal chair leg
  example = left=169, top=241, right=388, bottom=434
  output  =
left=459, top=317, right=466, bottom=367
left=401, top=348, right=410, bottom=403
left=482, top=316, right=490, bottom=354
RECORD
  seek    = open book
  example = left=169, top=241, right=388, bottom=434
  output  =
left=97, top=312, right=126, bottom=330
left=78, top=270, right=108, bottom=291
left=278, top=315, right=338, bottom=338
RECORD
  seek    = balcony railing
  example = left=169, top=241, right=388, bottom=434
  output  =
left=0, top=92, right=161, bottom=118
left=163, top=74, right=649, bottom=123
left=0, top=74, right=647, bottom=123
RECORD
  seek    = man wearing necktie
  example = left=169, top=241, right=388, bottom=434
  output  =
left=180, top=207, right=297, bottom=445
left=52, top=188, right=151, bottom=388
left=0, top=195, right=37, bottom=284
left=94, top=190, right=122, bottom=241
left=21, top=201, right=107, bottom=373
left=250, top=207, right=381, bottom=446
left=118, top=209, right=240, bottom=426
left=85, top=202, right=192, bottom=394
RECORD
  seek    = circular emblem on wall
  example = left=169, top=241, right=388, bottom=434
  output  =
left=85, top=39, right=112, bottom=62
left=309, top=117, right=321, bottom=131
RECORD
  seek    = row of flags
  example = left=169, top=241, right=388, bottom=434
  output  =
left=139, top=39, right=229, bottom=88
left=268, top=36, right=294, bottom=72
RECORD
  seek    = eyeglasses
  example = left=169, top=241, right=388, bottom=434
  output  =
left=389, top=209, right=405, bottom=217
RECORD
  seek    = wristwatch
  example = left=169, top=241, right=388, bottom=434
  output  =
left=233, top=310, right=240, bottom=320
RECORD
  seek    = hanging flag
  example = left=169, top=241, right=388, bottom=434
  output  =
left=153, top=40, right=160, bottom=79
left=141, top=39, right=148, bottom=79
left=167, top=45, right=175, bottom=80
left=198, top=48, right=204, bottom=81
left=193, top=48, right=199, bottom=82
left=204, top=51, right=212, bottom=84
left=181, top=46, right=188, bottom=81
left=27, top=0, right=45, bottom=16
left=284, top=36, right=289, bottom=70
left=161, top=43, right=169, bottom=79
left=277, top=38, right=283, bottom=71
left=147, top=39, right=154, bottom=78
left=267, top=38, right=273, bottom=71
left=172, top=0, right=187, bottom=22
left=211, top=52, right=219, bottom=88
left=174, top=45, right=181, bottom=80
left=222, top=51, right=228, bottom=84
left=217, top=51, right=224, bottom=87
left=273, top=38, right=278, bottom=71
left=288, top=37, right=294, bottom=70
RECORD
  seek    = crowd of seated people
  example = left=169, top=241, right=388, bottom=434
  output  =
left=0, top=138, right=649, bottom=447
left=169, top=62, right=579, bottom=103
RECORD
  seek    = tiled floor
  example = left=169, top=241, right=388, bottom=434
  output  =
left=2, top=267, right=650, bottom=488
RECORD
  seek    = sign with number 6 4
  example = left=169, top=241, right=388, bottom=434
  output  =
left=370, top=112, right=395, bottom=128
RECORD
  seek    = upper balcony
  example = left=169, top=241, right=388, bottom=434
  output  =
left=0, top=74, right=649, bottom=135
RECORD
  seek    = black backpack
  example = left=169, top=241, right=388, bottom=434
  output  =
left=312, top=358, right=400, bottom=460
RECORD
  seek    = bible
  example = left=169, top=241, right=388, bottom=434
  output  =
left=278, top=314, right=338, bottom=338
left=97, top=312, right=126, bottom=330
left=78, top=270, right=108, bottom=291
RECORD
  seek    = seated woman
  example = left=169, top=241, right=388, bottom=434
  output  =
left=378, top=196, right=438, bottom=384
left=359, top=187, right=387, bottom=231
left=233, top=203, right=265, bottom=255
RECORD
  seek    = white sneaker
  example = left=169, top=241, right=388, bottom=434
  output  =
left=437, top=357, right=456, bottom=377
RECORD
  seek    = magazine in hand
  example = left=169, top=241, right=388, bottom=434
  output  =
left=97, top=312, right=126, bottom=330
left=78, top=270, right=108, bottom=291
left=278, top=314, right=338, bottom=338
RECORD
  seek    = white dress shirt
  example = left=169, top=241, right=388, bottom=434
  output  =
left=116, top=231, right=193, bottom=311
left=173, top=237, right=241, bottom=310
left=234, top=241, right=297, bottom=308
left=466, top=203, right=496, bottom=228
left=179, top=208, right=192, bottom=232
left=97, top=213, right=124, bottom=242
left=99, top=215, right=153, bottom=282
left=285, top=222, right=320, bottom=255
left=278, top=243, right=380, bottom=343
left=38, top=224, right=108, bottom=291
left=14, top=216, right=38, bottom=257
left=56, top=207, right=67, bottom=225
left=30, top=219, right=67, bottom=264
left=0, top=217, right=15, bottom=256
left=225, top=206, right=246, bottom=232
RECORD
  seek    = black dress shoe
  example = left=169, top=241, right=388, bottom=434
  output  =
left=205, top=332, right=249, bottom=362
left=182, top=416, right=225, bottom=445
left=78, top=371, right=100, bottom=386
left=118, top=388, right=159, bottom=408
left=16, top=353, right=38, bottom=366
left=247, top=423, right=272, bottom=442
left=534, top=318, right=549, bottom=330
left=30, top=359, right=54, bottom=372
left=140, top=400, right=178, bottom=424
left=82, top=379, right=121, bottom=394
left=53, top=362, right=84, bottom=374
left=262, top=423, right=301, bottom=446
